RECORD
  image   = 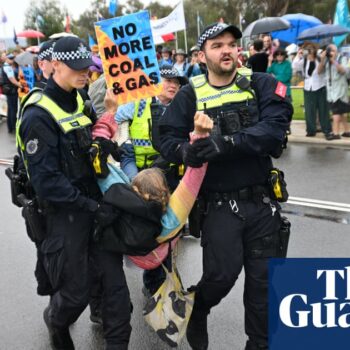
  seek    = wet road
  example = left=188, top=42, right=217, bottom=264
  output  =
left=1, top=119, right=349, bottom=350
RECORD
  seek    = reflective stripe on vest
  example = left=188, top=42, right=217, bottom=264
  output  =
left=129, top=98, right=159, bottom=169
left=190, top=68, right=254, bottom=111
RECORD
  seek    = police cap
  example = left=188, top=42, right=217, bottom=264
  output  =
left=38, top=40, right=55, bottom=61
left=52, top=37, right=94, bottom=71
left=160, top=64, right=188, bottom=86
left=197, top=22, right=242, bottom=50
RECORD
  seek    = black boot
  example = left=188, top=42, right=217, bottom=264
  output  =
left=186, top=309, right=209, bottom=350
left=245, top=339, right=268, bottom=350
left=43, top=306, right=75, bottom=350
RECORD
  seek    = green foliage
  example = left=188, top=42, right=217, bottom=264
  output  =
left=291, top=88, right=304, bottom=120
left=72, top=0, right=125, bottom=44
left=22, top=0, right=349, bottom=50
left=123, top=0, right=144, bottom=14
left=23, top=0, right=65, bottom=44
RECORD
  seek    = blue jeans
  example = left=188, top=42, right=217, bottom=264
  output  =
left=120, top=143, right=138, bottom=181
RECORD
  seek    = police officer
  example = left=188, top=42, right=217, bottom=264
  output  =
left=35, top=40, right=55, bottom=89
left=2, top=53, right=22, bottom=133
left=16, top=36, right=112, bottom=349
left=158, top=23, right=293, bottom=350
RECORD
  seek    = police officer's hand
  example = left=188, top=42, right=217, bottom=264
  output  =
left=95, top=203, right=121, bottom=228
left=151, top=155, right=171, bottom=171
left=194, top=112, right=213, bottom=135
left=104, top=88, right=118, bottom=115
left=193, top=135, right=234, bottom=161
left=94, top=137, right=123, bottom=162
left=181, top=142, right=205, bottom=168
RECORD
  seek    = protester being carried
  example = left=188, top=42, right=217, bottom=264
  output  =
left=90, top=89, right=213, bottom=349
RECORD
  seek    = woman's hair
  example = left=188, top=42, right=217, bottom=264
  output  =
left=131, top=168, right=170, bottom=212
left=273, top=49, right=287, bottom=59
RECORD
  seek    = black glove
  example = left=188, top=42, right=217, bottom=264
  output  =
left=181, top=142, right=205, bottom=168
left=94, top=203, right=121, bottom=228
left=150, top=155, right=171, bottom=171
left=95, top=137, right=123, bottom=162
left=193, top=135, right=235, bottom=161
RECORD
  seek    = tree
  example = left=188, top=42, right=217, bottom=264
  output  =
left=23, top=0, right=65, bottom=43
left=261, top=0, right=290, bottom=17
left=72, top=0, right=125, bottom=44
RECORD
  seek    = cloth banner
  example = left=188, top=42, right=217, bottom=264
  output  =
left=95, top=11, right=162, bottom=105
left=333, top=0, right=350, bottom=47
left=151, top=1, right=186, bottom=40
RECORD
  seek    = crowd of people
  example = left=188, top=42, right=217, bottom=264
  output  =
left=246, top=34, right=350, bottom=140
left=3, top=15, right=347, bottom=350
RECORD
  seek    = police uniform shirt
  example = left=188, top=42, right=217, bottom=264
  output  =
left=19, top=77, right=100, bottom=211
left=159, top=72, right=293, bottom=192
left=34, top=76, right=48, bottom=90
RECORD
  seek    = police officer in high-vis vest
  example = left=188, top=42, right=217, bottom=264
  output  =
left=16, top=37, right=113, bottom=350
left=158, top=23, right=293, bottom=350
left=117, top=64, right=188, bottom=186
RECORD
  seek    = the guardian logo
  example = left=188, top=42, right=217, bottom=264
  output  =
left=269, top=258, right=350, bottom=350
left=279, top=267, right=350, bottom=328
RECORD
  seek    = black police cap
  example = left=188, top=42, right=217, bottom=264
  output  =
left=52, top=37, right=94, bottom=71
left=159, top=64, right=188, bottom=86
left=38, top=40, right=55, bottom=61
left=197, top=22, right=242, bottom=49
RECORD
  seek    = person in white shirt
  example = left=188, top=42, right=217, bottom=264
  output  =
left=294, top=44, right=335, bottom=140
left=318, top=44, right=350, bottom=138
left=172, top=48, right=188, bottom=77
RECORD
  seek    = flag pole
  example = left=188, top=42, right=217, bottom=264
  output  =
left=197, top=11, right=200, bottom=38
left=184, top=28, right=188, bottom=53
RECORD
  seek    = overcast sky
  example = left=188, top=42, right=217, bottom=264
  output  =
left=0, top=0, right=173, bottom=38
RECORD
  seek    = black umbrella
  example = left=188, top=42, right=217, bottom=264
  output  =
left=242, top=17, right=290, bottom=37
left=298, top=24, right=350, bottom=41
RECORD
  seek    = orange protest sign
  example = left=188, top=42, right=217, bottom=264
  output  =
left=95, top=11, right=162, bottom=105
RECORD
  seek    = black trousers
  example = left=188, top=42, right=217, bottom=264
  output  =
left=41, top=209, right=95, bottom=328
left=194, top=196, right=283, bottom=347
left=6, top=94, right=18, bottom=133
left=96, top=248, right=131, bottom=349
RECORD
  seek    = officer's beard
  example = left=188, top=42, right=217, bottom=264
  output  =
left=205, top=55, right=237, bottom=77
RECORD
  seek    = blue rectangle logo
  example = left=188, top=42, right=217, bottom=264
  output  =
left=269, top=258, right=350, bottom=350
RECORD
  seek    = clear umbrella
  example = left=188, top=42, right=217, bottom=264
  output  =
left=298, top=24, right=350, bottom=41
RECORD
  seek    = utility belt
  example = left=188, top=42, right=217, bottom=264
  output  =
left=202, top=185, right=270, bottom=202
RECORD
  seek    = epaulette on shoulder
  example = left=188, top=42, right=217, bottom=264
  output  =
left=190, top=74, right=207, bottom=88
left=237, top=67, right=253, bottom=77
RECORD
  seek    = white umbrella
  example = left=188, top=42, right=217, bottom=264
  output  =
left=49, top=32, right=78, bottom=40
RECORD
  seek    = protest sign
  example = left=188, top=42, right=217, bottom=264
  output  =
left=95, top=11, right=162, bottom=105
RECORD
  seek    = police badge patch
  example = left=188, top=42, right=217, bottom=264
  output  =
left=26, top=139, right=39, bottom=155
